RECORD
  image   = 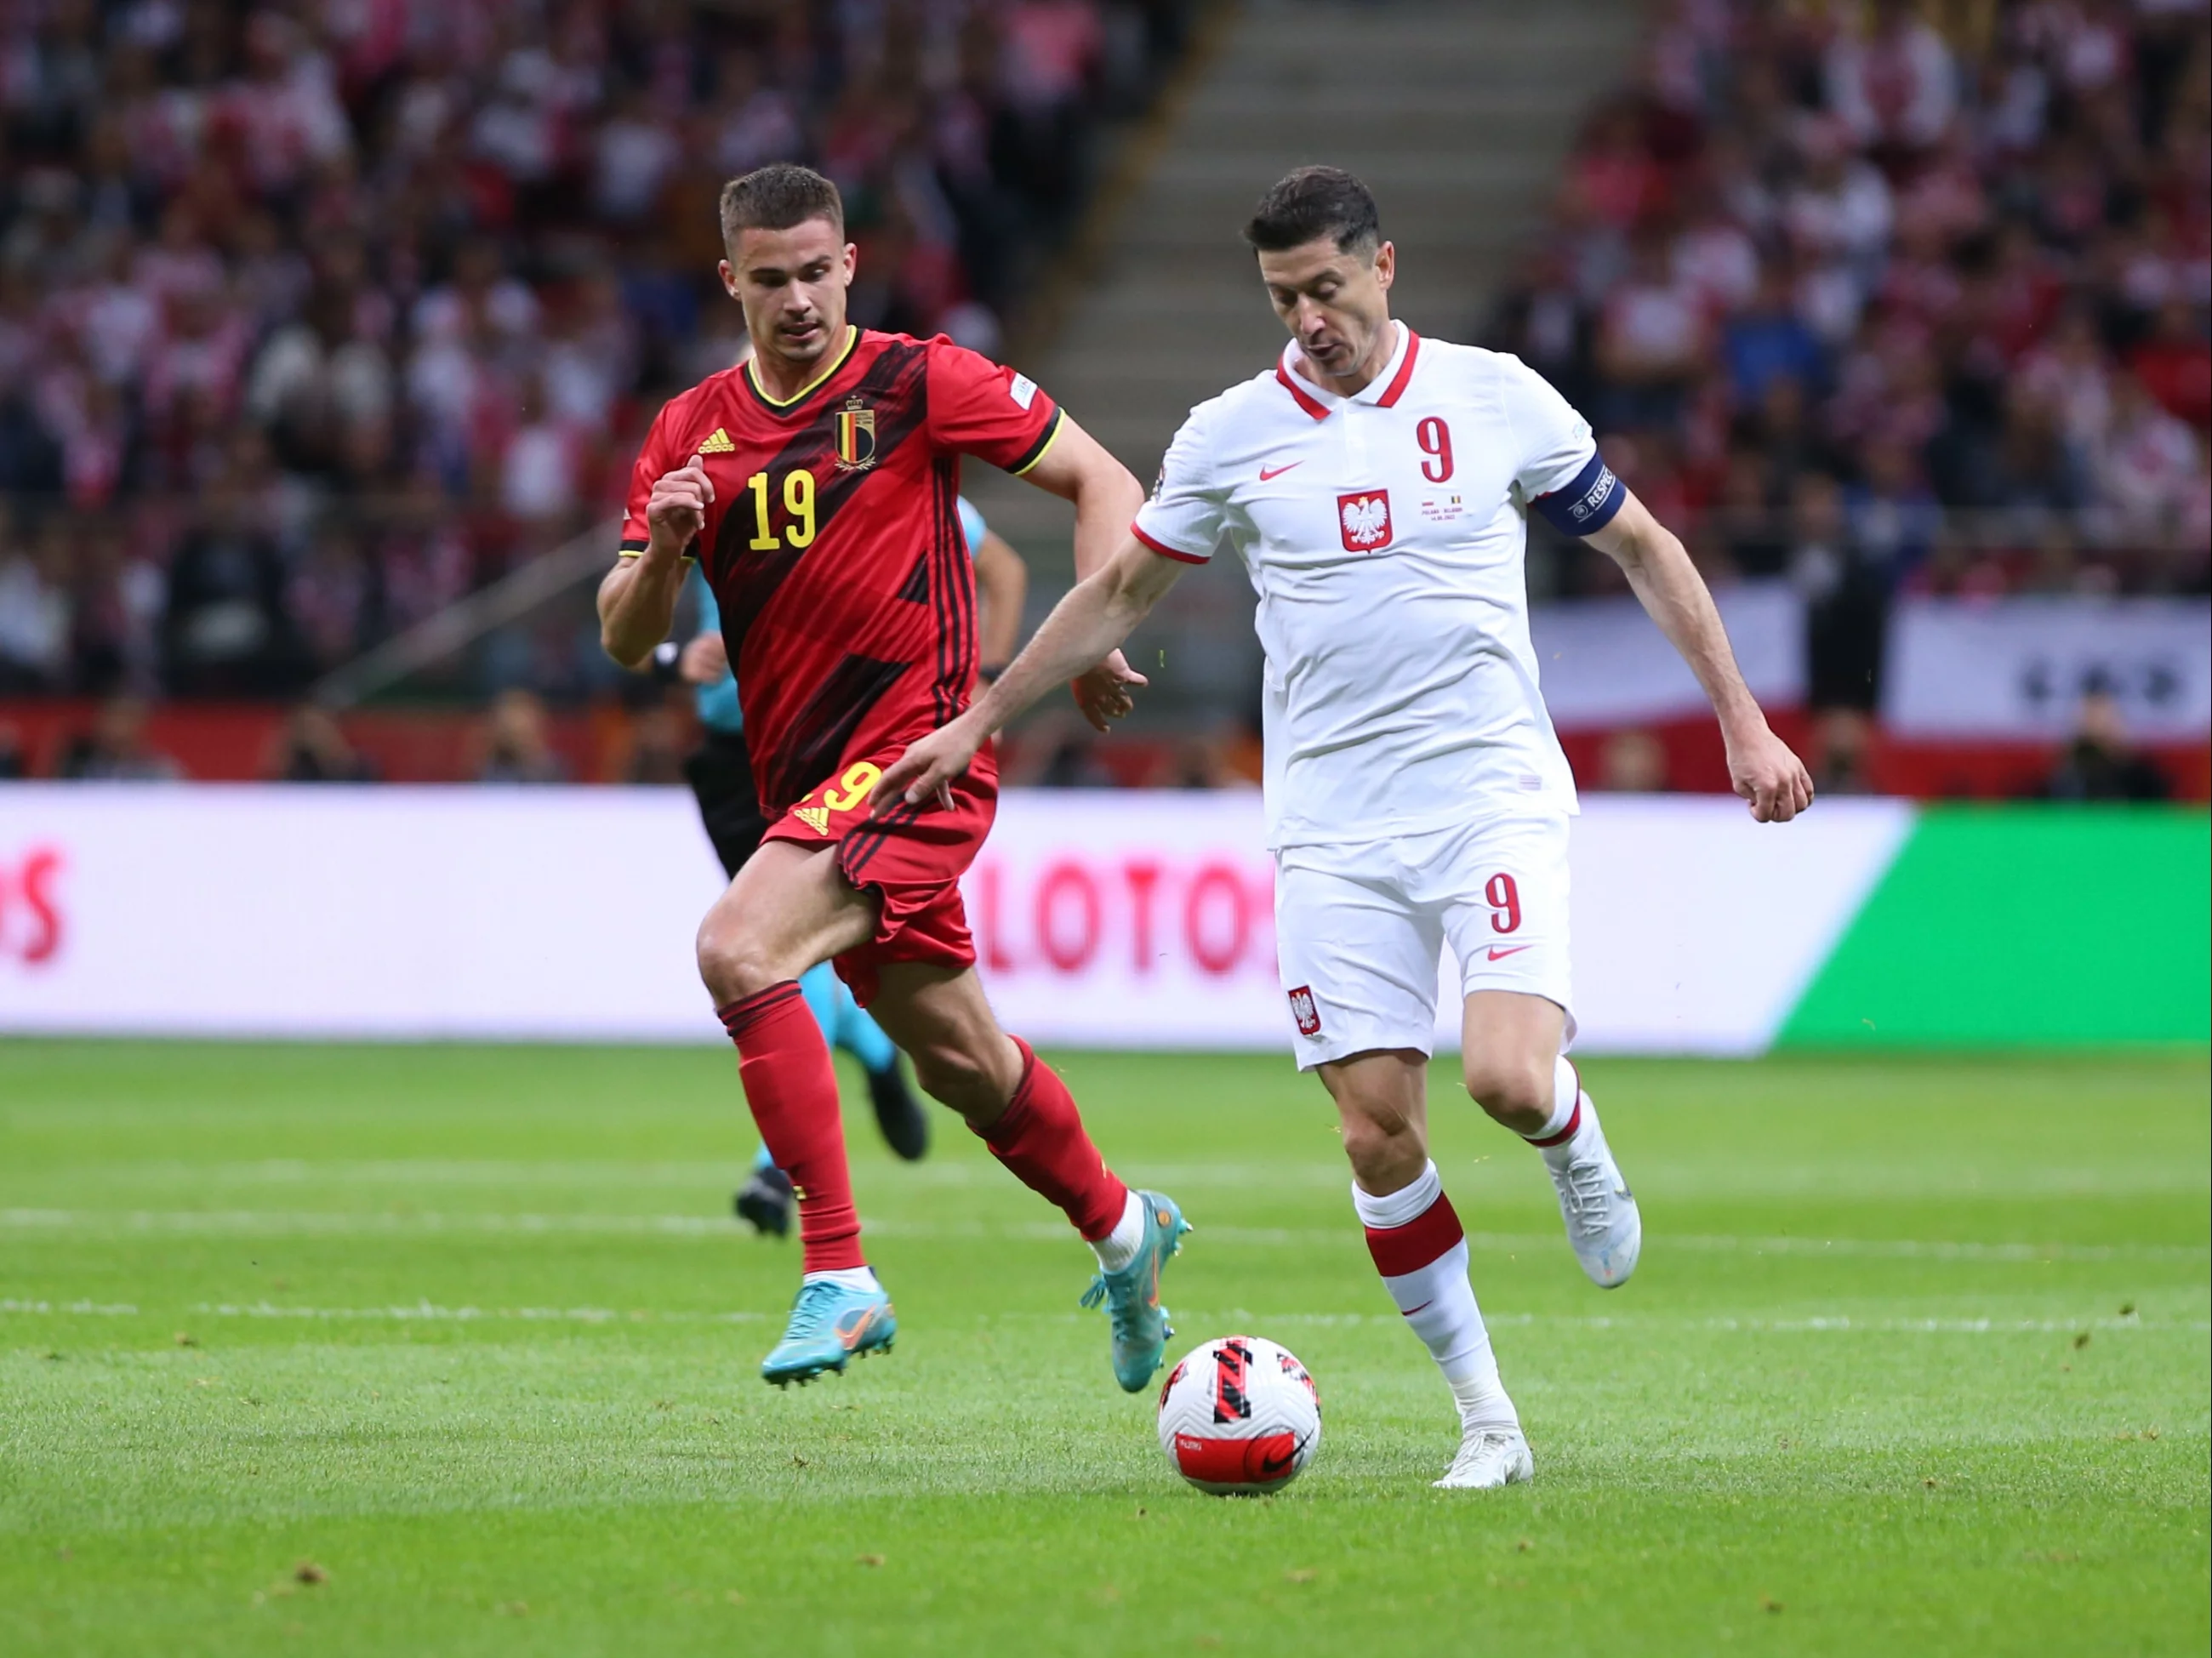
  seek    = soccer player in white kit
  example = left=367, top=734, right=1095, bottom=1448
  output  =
left=878, top=168, right=1813, bottom=1489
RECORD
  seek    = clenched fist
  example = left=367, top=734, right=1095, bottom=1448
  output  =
left=647, top=453, right=715, bottom=556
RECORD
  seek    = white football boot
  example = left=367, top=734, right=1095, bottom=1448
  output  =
left=1543, top=1100, right=1642, bottom=1288
left=1434, top=1427, right=1535, bottom=1490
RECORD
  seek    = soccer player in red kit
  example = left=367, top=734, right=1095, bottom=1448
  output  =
left=598, top=164, right=1189, bottom=1390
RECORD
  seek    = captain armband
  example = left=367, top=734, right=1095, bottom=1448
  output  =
left=1531, top=452, right=1625, bottom=538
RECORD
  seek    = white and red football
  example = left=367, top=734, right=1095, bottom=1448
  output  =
left=1155, top=1335, right=1321, bottom=1496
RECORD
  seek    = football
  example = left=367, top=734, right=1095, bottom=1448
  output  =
left=1155, top=1335, right=1322, bottom=1496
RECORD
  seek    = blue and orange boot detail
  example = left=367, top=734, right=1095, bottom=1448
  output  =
left=761, top=1277, right=896, bottom=1387
left=1080, top=1190, right=1191, bottom=1393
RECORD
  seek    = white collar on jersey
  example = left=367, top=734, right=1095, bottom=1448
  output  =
left=1274, top=320, right=1421, bottom=421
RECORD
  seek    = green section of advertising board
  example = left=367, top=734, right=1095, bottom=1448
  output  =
left=1780, top=806, right=2211, bottom=1047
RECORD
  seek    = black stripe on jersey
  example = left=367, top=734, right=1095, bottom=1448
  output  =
left=1004, top=406, right=1063, bottom=476
left=926, top=458, right=972, bottom=725
left=716, top=341, right=932, bottom=671
left=840, top=796, right=923, bottom=885
left=896, top=552, right=931, bottom=605
left=619, top=538, right=649, bottom=551
left=758, top=652, right=909, bottom=818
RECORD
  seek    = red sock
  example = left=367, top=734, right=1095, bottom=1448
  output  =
left=974, top=1038, right=1130, bottom=1241
left=719, top=982, right=864, bottom=1273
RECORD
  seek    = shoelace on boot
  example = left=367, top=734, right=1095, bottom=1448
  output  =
left=780, top=1279, right=846, bottom=1341
left=1559, top=1157, right=1615, bottom=1234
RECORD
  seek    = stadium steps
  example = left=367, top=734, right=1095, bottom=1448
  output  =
left=967, top=0, right=1641, bottom=578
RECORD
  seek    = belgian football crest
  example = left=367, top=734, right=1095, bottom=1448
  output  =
left=1337, top=488, right=1393, bottom=553
left=834, top=396, right=876, bottom=471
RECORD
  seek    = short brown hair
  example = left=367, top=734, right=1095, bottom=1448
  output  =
left=1243, top=166, right=1381, bottom=255
left=719, top=163, right=844, bottom=249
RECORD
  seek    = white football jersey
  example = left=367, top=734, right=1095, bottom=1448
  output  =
left=1133, top=323, right=1617, bottom=851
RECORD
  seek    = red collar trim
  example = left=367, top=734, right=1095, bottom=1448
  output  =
left=1274, top=361, right=1331, bottom=422
left=1375, top=328, right=1421, bottom=407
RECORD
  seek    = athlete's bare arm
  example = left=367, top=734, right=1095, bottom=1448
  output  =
left=971, top=528, right=1028, bottom=674
left=597, top=453, right=715, bottom=669
left=1012, top=414, right=1150, bottom=729
left=875, top=532, right=1184, bottom=810
left=1585, top=491, right=1813, bottom=823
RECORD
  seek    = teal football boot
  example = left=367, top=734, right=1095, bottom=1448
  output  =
left=1079, top=1190, right=1192, bottom=1393
left=761, top=1278, right=896, bottom=1387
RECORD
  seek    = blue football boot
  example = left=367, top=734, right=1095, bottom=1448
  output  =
left=761, top=1277, right=897, bottom=1387
left=1079, top=1191, right=1192, bottom=1393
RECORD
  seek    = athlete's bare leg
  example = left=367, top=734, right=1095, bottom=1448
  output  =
left=695, top=840, right=874, bottom=1003
left=1314, top=1049, right=1431, bottom=1196
left=1460, top=991, right=1566, bottom=1136
left=864, top=962, right=1024, bottom=1125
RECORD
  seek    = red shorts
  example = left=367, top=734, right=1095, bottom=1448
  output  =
left=760, top=745, right=998, bottom=1006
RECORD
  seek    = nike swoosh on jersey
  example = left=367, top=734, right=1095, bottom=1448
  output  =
left=1486, top=944, right=1532, bottom=961
left=1258, top=461, right=1303, bottom=481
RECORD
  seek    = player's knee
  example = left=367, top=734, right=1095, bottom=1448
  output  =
left=694, top=918, right=781, bottom=1004
left=1463, top=1053, right=1550, bottom=1121
left=1338, top=1105, right=1422, bottom=1184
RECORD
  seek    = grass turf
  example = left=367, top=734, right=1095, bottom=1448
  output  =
left=0, top=1041, right=2205, bottom=1656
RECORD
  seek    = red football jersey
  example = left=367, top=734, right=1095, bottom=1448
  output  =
left=620, top=328, right=1062, bottom=817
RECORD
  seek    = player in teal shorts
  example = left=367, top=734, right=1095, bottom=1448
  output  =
left=658, top=495, right=1029, bottom=1235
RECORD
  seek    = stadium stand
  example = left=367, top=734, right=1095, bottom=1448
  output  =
left=0, top=0, right=2203, bottom=799
left=0, top=0, right=1200, bottom=714
left=1483, top=0, right=2209, bottom=635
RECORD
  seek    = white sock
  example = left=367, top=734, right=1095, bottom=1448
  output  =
left=1353, top=1162, right=1519, bottom=1433
left=802, top=1266, right=881, bottom=1293
left=1089, top=1189, right=1147, bottom=1273
left=1527, top=1053, right=1591, bottom=1166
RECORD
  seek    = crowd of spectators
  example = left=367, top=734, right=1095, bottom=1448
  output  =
left=1485, top=0, right=2211, bottom=710
left=0, top=0, right=1196, bottom=701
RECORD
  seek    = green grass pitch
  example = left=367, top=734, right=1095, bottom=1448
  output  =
left=2, top=1041, right=2206, bottom=1656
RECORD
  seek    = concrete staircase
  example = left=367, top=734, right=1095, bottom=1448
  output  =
left=969, top=0, right=1642, bottom=717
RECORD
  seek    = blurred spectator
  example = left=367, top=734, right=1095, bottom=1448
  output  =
left=1152, top=727, right=1257, bottom=791
left=1722, top=260, right=1827, bottom=407
left=2097, top=370, right=2206, bottom=543
left=1810, top=707, right=1877, bottom=797
left=624, top=704, right=688, bottom=785
left=0, top=719, right=25, bottom=779
left=1792, top=469, right=1889, bottom=712
left=54, top=696, right=181, bottom=781
left=1598, top=728, right=1671, bottom=793
left=1010, top=709, right=1116, bottom=789
left=2130, top=297, right=2212, bottom=430
left=476, top=688, right=568, bottom=784
left=161, top=466, right=301, bottom=696
left=0, top=511, right=71, bottom=691
left=2043, top=689, right=2172, bottom=801
left=263, top=704, right=373, bottom=783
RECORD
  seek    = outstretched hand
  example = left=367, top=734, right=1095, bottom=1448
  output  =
left=1069, top=649, right=1149, bottom=732
left=872, top=715, right=985, bottom=817
left=1729, top=723, right=1815, bottom=822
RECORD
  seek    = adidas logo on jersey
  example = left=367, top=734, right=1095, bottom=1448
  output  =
left=698, top=428, right=736, bottom=454
left=794, top=804, right=831, bottom=834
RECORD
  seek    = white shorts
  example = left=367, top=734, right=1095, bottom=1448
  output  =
left=1274, top=812, right=1574, bottom=1070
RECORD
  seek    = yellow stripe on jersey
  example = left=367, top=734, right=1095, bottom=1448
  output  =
left=1008, top=407, right=1066, bottom=476
left=745, top=327, right=860, bottom=409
